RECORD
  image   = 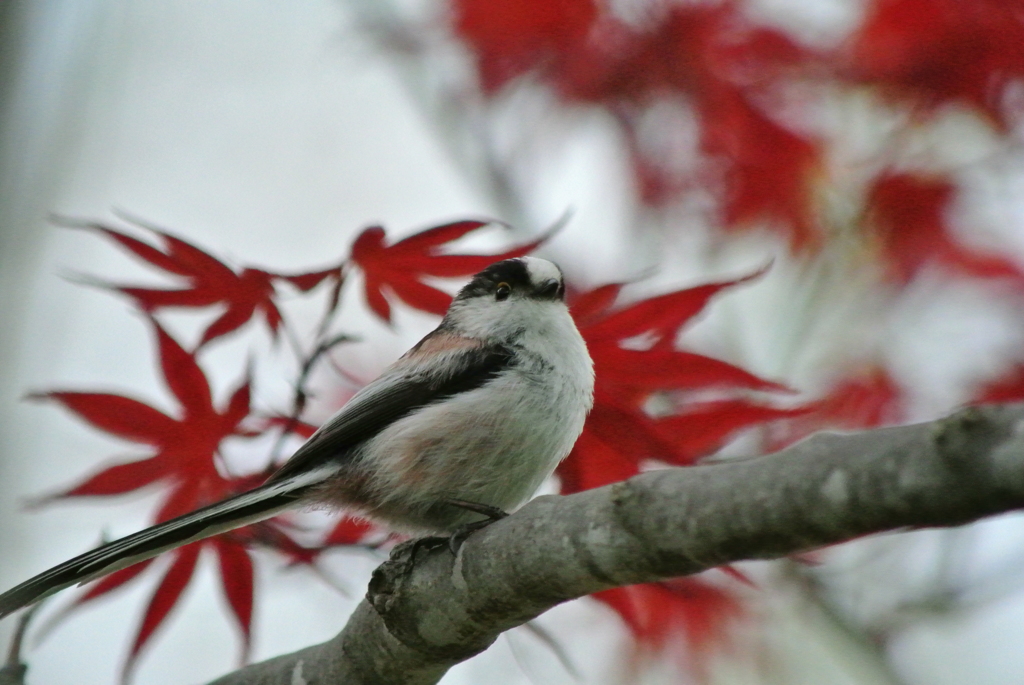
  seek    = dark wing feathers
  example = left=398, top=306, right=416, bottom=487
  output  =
left=268, top=340, right=514, bottom=483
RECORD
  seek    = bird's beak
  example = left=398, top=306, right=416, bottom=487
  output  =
left=535, top=278, right=563, bottom=300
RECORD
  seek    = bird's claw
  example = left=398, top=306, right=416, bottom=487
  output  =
left=444, top=498, right=509, bottom=554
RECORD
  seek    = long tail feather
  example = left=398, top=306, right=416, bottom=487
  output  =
left=0, top=470, right=330, bottom=620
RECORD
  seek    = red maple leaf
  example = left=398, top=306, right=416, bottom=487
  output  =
left=636, top=5, right=823, bottom=249
left=617, top=86, right=821, bottom=251
left=35, top=318, right=377, bottom=678
left=557, top=273, right=806, bottom=659
left=454, top=0, right=1024, bottom=263
left=349, top=219, right=550, bottom=322
left=61, top=215, right=338, bottom=347
left=45, top=480, right=286, bottom=684
left=560, top=272, right=809, bottom=655
left=56, top=476, right=272, bottom=683
left=848, top=0, right=1024, bottom=129
left=865, top=172, right=1024, bottom=284
left=622, top=5, right=820, bottom=245
left=972, top=362, right=1024, bottom=404
left=560, top=271, right=802, bottom=493
left=33, top=319, right=295, bottom=677
left=451, top=0, right=598, bottom=93
left=561, top=270, right=809, bottom=488
left=550, top=1, right=815, bottom=104
left=120, top=542, right=202, bottom=683
left=767, top=365, right=906, bottom=451
left=594, top=577, right=744, bottom=662
left=700, top=90, right=821, bottom=250
left=35, top=320, right=254, bottom=498
left=457, top=2, right=823, bottom=248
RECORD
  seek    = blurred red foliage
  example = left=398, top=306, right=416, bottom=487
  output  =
left=848, top=0, right=1024, bottom=128
left=454, top=0, right=824, bottom=248
left=767, top=366, right=907, bottom=453
left=865, top=173, right=1024, bottom=284
left=452, top=0, right=597, bottom=92
left=974, top=363, right=1024, bottom=403
left=452, top=0, right=1024, bottom=265
left=595, top=577, right=744, bottom=664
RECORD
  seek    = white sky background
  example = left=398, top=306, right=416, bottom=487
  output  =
left=3, top=1, right=1024, bottom=684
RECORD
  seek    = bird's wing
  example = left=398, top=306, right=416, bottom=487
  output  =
left=267, top=332, right=514, bottom=483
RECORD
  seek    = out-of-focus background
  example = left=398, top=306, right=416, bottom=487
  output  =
left=3, top=1, right=1024, bottom=684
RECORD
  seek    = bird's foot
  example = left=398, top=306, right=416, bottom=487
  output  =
left=369, top=500, right=510, bottom=609
left=405, top=535, right=449, bottom=563
left=444, top=498, right=508, bottom=554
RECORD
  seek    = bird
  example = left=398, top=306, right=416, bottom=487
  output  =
left=0, top=256, right=594, bottom=620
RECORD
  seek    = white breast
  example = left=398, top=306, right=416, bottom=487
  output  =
left=354, top=301, right=594, bottom=533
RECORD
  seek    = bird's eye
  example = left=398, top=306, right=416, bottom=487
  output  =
left=495, top=282, right=511, bottom=301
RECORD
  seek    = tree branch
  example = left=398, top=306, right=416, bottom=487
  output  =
left=208, top=403, right=1024, bottom=685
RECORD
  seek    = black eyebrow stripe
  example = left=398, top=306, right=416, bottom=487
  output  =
left=455, top=259, right=532, bottom=300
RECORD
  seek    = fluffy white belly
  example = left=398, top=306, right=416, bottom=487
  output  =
left=352, top=360, right=590, bottom=532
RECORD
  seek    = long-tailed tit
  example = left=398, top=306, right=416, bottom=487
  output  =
left=0, top=257, right=594, bottom=619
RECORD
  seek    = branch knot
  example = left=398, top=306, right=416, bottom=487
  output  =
left=366, top=539, right=495, bottom=662
left=932, top=406, right=1007, bottom=483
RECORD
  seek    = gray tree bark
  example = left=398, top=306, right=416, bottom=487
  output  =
left=203, top=403, right=1024, bottom=685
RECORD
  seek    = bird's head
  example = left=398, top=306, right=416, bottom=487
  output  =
left=445, top=257, right=568, bottom=341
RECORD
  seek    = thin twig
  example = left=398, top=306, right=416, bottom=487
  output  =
left=267, top=332, right=357, bottom=466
